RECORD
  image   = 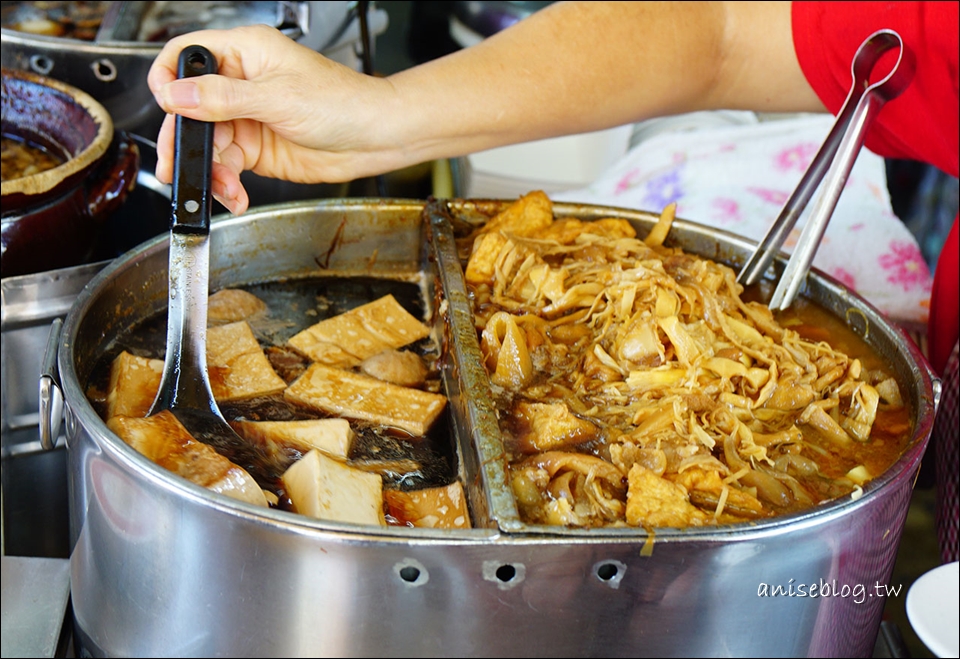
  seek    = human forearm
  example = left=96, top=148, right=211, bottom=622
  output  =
left=147, top=1, right=823, bottom=213
left=379, top=1, right=824, bottom=164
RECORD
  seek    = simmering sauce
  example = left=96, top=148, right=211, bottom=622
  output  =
left=85, top=276, right=459, bottom=515
left=1, top=135, right=65, bottom=181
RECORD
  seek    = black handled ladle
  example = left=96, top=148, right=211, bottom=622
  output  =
left=148, top=46, right=266, bottom=475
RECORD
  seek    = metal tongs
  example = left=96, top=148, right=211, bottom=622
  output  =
left=737, top=29, right=915, bottom=310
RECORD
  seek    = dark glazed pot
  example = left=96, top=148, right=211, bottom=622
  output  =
left=1, top=68, right=139, bottom=278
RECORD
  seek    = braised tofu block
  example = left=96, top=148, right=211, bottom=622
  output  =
left=285, top=364, right=447, bottom=436
left=207, top=289, right=267, bottom=325
left=108, top=411, right=268, bottom=507
left=482, top=189, right=554, bottom=237
left=286, top=295, right=430, bottom=368
left=282, top=448, right=385, bottom=525
left=231, top=418, right=354, bottom=461
left=626, top=464, right=709, bottom=528
left=105, top=351, right=164, bottom=420
left=104, top=322, right=285, bottom=417
left=510, top=401, right=599, bottom=454
left=207, top=321, right=287, bottom=402
left=384, top=482, right=471, bottom=529
left=464, top=231, right=510, bottom=285
left=465, top=191, right=554, bottom=285
left=581, top=217, right=637, bottom=240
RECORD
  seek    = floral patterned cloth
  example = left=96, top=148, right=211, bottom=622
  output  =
left=554, top=113, right=933, bottom=326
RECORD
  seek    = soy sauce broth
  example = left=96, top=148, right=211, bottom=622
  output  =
left=770, top=295, right=915, bottom=481
left=1, top=134, right=66, bottom=181
left=85, top=275, right=459, bottom=512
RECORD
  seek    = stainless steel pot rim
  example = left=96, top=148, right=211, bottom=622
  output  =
left=57, top=197, right=938, bottom=544
left=1, top=27, right=173, bottom=55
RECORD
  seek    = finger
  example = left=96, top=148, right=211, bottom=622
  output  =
left=156, top=72, right=275, bottom=125
left=210, top=160, right=248, bottom=215
left=210, top=123, right=251, bottom=201
left=147, top=29, right=228, bottom=106
left=149, top=30, right=230, bottom=113
left=146, top=45, right=178, bottom=100
left=215, top=141, right=247, bottom=181
left=147, top=29, right=238, bottom=91
left=152, top=25, right=294, bottom=119
left=211, top=121, right=238, bottom=165
left=157, top=114, right=243, bottom=198
left=154, top=114, right=176, bottom=184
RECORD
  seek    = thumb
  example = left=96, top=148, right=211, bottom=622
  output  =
left=158, top=79, right=201, bottom=111
left=157, top=74, right=254, bottom=123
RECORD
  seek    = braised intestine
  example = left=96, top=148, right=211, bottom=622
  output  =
left=464, top=191, right=907, bottom=529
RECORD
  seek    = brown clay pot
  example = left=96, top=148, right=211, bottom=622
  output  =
left=2, top=68, right=139, bottom=278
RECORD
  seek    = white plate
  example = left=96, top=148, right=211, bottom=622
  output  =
left=907, top=561, right=960, bottom=658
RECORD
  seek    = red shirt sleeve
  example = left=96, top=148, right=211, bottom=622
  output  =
left=792, top=1, right=959, bottom=375
left=792, top=1, right=958, bottom=178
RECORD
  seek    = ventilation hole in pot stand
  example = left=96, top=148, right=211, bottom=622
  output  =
left=597, top=563, right=618, bottom=580
left=399, top=566, right=420, bottom=582
left=394, top=558, right=429, bottom=587
left=482, top=560, right=526, bottom=590
left=593, top=559, right=627, bottom=588
left=29, top=55, right=53, bottom=75
left=495, top=564, right=516, bottom=582
left=91, top=59, right=117, bottom=82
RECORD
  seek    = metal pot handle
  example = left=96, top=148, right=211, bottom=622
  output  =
left=39, top=318, right=65, bottom=451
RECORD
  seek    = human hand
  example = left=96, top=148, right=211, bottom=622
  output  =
left=148, top=25, right=402, bottom=214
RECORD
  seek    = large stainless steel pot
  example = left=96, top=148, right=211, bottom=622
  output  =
left=52, top=198, right=939, bottom=657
